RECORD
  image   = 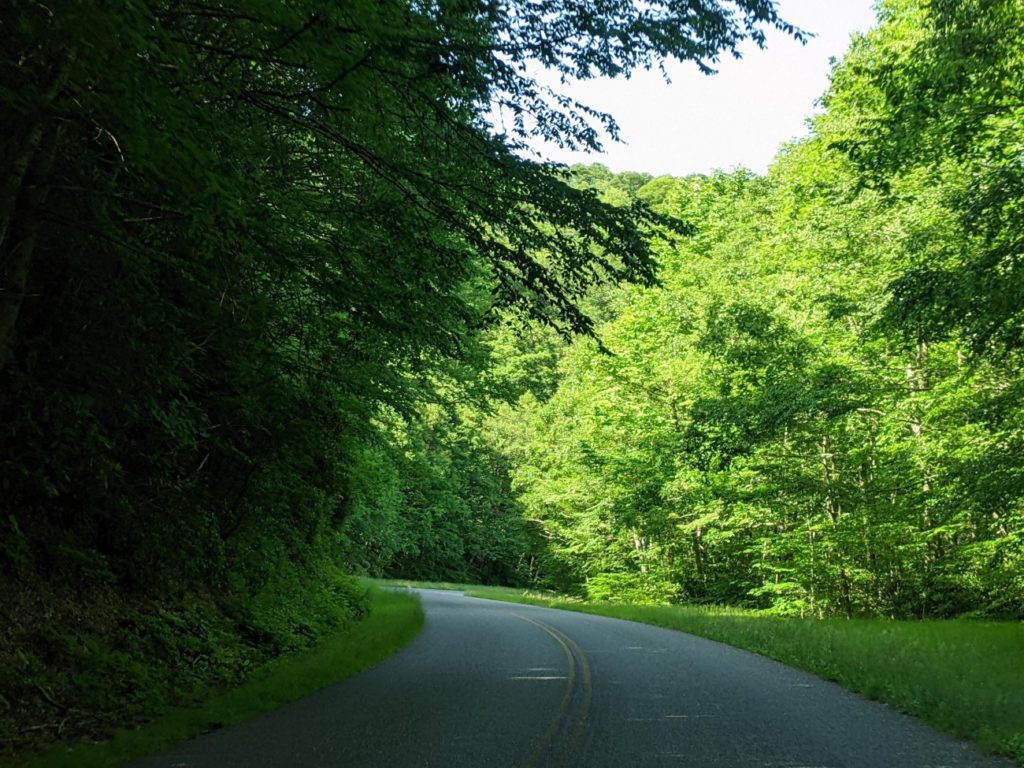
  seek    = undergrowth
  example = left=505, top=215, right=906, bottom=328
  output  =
left=1, top=564, right=370, bottom=763
left=15, top=586, right=422, bottom=768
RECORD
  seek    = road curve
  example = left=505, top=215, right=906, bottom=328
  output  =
left=128, top=589, right=1013, bottom=767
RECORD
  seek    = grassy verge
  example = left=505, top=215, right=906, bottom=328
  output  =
left=375, top=579, right=560, bottom=599
left=381, top=580, right=1024, bottom=765
left=15, top=586, right=423, bottom=768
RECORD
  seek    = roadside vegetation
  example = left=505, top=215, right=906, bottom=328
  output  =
left=9, top=586, right=422, bottom=768
left=348, top=0, right=1024, bottom=625
left=4, top=0, right=1023, bottom=763
left=384, top=581, right=1024, bottom=764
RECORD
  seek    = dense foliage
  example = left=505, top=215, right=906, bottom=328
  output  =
left=2, top=0, right=1022, bottom=757
left=0, top=0, right=791, bottom=756
left=489, top=0, right=1024, bottom=618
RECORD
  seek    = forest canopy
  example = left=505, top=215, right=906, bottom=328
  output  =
left=473, top=0, right=1024, bottom=618
left=0, top=0, right=792, bottom=587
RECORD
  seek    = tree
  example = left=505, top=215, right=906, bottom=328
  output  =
left=501, top=154, right=1023, bottom=618
left=0, top=0, right=803, bottom=599
left=822, top=0, right=1024, bottom=353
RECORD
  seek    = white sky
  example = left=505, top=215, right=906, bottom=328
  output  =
left=526, top=0, right=879, bottom=176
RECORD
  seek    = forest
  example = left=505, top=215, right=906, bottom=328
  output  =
left=2, top=0, right=1022, bottom=759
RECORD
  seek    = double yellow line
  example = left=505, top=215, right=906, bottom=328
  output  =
left=517, top=615, right=593, bottom=768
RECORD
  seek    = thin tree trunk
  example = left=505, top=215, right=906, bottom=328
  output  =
left=0, top=47, right=76, bottom=251
left=692, top=528, right=706, bottom=588
left=0, top=47, right=76, bottom=370
left=0, top=120, right=63, bottom=370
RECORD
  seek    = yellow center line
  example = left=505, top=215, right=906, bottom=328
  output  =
left=516, top=614, right=592, bottom=768
left=518, top=615, right=576, bottom=768
left=557, top=629, right=592, bottom=766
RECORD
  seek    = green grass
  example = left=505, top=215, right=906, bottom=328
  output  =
left=15, top=586, right=423, bottom=768
left=381, top=580, right=1024, bottom=765
left=375, top=578, right=560, bottom=599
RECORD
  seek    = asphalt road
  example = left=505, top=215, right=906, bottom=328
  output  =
left=128, top=589, right=1013, bottom=767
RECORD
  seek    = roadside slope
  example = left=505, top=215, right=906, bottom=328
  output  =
left=14, top=586, right=423, bottom=768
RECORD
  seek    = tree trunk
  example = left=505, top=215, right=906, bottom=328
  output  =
left=0, top=120, right=63, bottom=371
left=0, top=47, right=76, bottom=371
